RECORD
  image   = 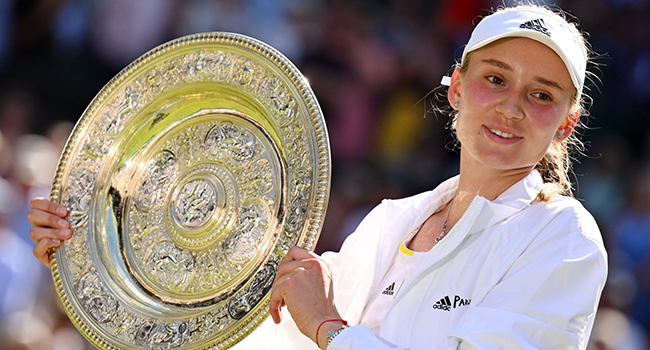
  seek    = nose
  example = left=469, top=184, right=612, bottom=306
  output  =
left=495, top=90, right=525, bottom=120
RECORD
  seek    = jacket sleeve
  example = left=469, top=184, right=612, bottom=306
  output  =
left=448, top=208, right=608, bottom=350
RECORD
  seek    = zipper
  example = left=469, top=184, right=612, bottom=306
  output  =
left=453, top=195, right=480, bottom=234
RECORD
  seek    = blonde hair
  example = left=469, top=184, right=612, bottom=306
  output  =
left=451, top=4, right=592, bottom=202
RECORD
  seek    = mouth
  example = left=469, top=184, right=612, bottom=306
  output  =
left=488, top=127, right=517, bottom=139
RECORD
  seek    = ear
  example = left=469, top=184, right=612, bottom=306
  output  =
left=447, top=69, right=462, bottom=110
left=556, top=110, right=579, bottom=141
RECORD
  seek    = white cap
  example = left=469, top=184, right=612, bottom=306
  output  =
left=442, top=7, right=587, bottom=98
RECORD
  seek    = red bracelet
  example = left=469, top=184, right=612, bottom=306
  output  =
left=316, top=319, right=348, bottom=348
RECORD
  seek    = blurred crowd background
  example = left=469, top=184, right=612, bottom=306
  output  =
left=0, top=0, right=649, bottom=349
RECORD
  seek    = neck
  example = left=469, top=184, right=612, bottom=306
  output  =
left=457, top=162, right=533, bottom=202
left=444, top=152, right=534, bottom=229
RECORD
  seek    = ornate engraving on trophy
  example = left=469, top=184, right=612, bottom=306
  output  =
left=285, top=167, right=312, bottom=235
left=112, top=309, right=137, bottom=340
left=190, top=250, right=232, bottom=292
left=84, top=127, right=111, bottom=157
left=183, top=51, right=211, bottom=83
left=63, top=168, right=95, bottom=229
left=214, top=51, right=234, bottom=81
left=144, top=68, right=164, bottom=95
left=135, top=320, right=189, bottom=349
left=282, top=123, right=308, bottom=169
left=224, top=200, right=270, bottom=263
left=233, top=56, right=264, bottom=91
left=257, top=74, right=297, bottom=128
left=165, top=164, right=236, bottom=251
left=228, top=262, right=276, bottom=320
left=97, top=92, right=131, bottom=137
left=232, top=56, right=251, bottom=85
left=204, top=121, right=257, bottom=170
left=76, top=273, right=118, bottom=323
left=124, top=85, right=143, bottom=115
left=145, top=241, right=196, bottom=291
left=128, top=214, right=156, bottom=251
left=135, top=150, right=179, bottom=212
left=194, top=305, right=231, bottom=338
left=180, top=124, right=208, bottom=164
left=172, top=178, right=217, bottom=229
left=64, top=224, right=89, bottom=279
left=238, top=158, right=274, bottom=200
left=97, top=111, right=124, bottom=138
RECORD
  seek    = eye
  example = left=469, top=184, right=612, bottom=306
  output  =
left=533, top=92, right=552, bottom=101
left=487, top=75, right=504, bottom=85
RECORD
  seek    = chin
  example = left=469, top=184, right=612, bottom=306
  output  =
left=478, top=156, right=536, bottom=172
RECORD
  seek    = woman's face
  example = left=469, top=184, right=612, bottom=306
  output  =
left=449, top=37, right=576, bottom=174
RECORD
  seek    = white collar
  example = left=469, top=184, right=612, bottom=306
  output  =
left=410, top=170, right=543, bottom=236
left=491, top=169, right=543, bottom=209
left=468, top=170, right=543, bottom=235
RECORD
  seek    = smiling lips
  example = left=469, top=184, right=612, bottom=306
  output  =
left=488, top=127, right=517, bottom=139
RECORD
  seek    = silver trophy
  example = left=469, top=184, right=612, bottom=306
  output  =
left=49, top=32, right=330, bottom=349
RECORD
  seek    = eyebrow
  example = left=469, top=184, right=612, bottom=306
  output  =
left=480, top=58, right=565, bottom=91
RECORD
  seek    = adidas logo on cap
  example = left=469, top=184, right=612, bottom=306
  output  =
left=382, top=282, right=395, bottom=296
left=520, top=18, right=551, bottom=37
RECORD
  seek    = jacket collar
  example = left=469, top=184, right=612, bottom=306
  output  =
left=491, top=169, right=543, bottom=209
left=467, top=169, right=543, bottom=234
left=409, top=169, right=543, bottom=236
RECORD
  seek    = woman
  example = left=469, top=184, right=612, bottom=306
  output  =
left=29, top=4, right=607, bottom=350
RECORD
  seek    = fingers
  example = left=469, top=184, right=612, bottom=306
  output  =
left=269, top=249, right=306, bottom=324
left=283, top=246, right=318, bottom=262
left=269, top=284, right=284, bottom=324
left=273, top=247, right=322, bottom=294
left=33, top=237, right=62, bottom=268
left=275, top=258, right=320, bottom=282
left=269, top=267, right=304, bottom=324
left=269, top=247, right=328, bottom=325
left=269, top=269, right=292, bottom=323
left=30, top=197, right=68, bottom=217
left=30, top=226, right=70, bottom=268
left=27, top=201, right=70, bottom=231
left=30, top=226, right=72, bottom=244
left=27, top=197, right=71, bottom=267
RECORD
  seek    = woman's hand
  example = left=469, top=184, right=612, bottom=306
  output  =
left=27, top=197, right=71, bottom=267
left=269, top=246, right=343, bottom=347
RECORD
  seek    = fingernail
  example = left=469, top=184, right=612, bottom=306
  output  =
left=58, top=219, right=69, bottom=228
left=56, top=207, right=67, bottom=216
left=59, top=229, right=71, bottom=239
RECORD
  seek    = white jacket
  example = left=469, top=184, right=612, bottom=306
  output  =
left=234, top=170, right=608, bottom=350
